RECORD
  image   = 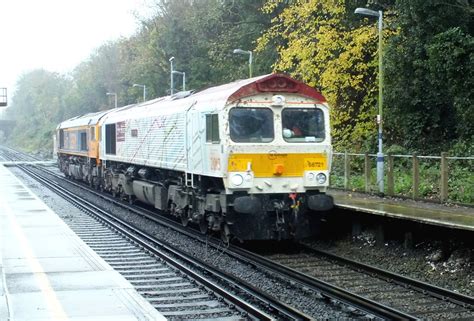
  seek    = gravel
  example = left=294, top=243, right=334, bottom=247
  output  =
left=305, top=230, right=473, bottom=297
left=11, top=164, right=473, bottom=317
left=6, top=148, right=473, bottom=309
left=11, top=165, right=366, bottom=320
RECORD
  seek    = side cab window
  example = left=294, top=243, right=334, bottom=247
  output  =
left=105, top=123, right=116, bottom=154
left=206, top=114, right=220, bottom=143
left=59, top=129, right=64, bottom=148
left=80, top=131, right=88, bottom=151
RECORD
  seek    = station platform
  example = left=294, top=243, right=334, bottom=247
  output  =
left=0, top=165, right=165, bottom=321
left=329, top=189, right=474, bottom=232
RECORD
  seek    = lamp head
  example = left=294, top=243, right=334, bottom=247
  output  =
left=355, top=7, right=380, bottom=17
left=233, top=48, right=247, bottom=54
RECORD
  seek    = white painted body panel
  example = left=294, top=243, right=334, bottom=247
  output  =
left=97, top=76, right=269, bottom=176
left=57, top=106, right=131, bottom=129
left=57, top=74, right=333, bottom=195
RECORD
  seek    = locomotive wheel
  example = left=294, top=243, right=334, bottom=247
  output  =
left=220, top=223, right=231, bottom=244
left=199, top=217, right=207, bottom=234
left=180, top=211, right=189, bottom=227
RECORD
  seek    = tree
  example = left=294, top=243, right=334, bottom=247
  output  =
left=68, top=41, right=123, bottom=117
left=257, top=0, right=384, bottom=151
left=426, top=28, right=473, bottom=141
left=383, top=0, right=473, bottom=152
left=139, top=0, right=275, bottom=93
left=7, top=70, right=70, bottom=151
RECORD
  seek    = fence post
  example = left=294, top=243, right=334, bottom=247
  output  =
left=364, top=153, right=370, bottom=193
left=387, top=154, right=394, bottom=196
left=440, top=152, right=448, bottom=202
left=412, top=154, right=419, bottom=200
left=344, top=151, right=350, bottom=190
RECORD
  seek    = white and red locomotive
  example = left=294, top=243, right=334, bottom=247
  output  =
left=56, top=74, right=333, bottom=241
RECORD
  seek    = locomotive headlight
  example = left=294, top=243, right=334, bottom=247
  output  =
left=316, top=173, right=327, bottom=184
left=230, top=174, right=244, bottom=186
left=304, top=171, right=329, bottom=187
left=228, top=172, right=253, bottom=189
left=272, top=95, right=285, bottom=107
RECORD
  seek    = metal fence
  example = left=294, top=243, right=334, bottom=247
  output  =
left=331, top=152, right=474, bottom=205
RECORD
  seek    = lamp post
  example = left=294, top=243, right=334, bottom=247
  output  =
left=133, top=84, right=146, bottom=102
left=172, top=70, right=186, bottom=92
left=355, top=7, right=384, bottom=194
left=233, top=48, right=253, bottom=78
left=169, top=56, right=175, bottom=95
left=0, top=88, right=7, bottom=107
left=106, top=92, right=117, bottom=109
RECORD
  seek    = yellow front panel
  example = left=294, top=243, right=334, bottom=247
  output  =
left=88, top=141, right=99, bottom=159
left=303, top=157, right=327, bottom=170
left=228, top=158, right=252, bottom=172
left=88, top=125, right=99, bottom=159
left=228, top=153, right=328, bottom=177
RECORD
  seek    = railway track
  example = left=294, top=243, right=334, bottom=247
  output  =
left=17, top=164, right=314, bottom=320
left=257, top=245, right=474, bottom=320
left=1, top=147, right=381, bottom=319
left=68, top=214, right=245, bottom=319
left=17, top=169, right=402, bottom=318
left=42, top=168, right=474, bottom=319
left=3, top=146, right=473, bottom=320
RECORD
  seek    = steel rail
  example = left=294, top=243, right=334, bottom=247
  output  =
left=224, top=245, right=418, bottom=320
left=12, top=153, right=474, bottom=319
left=298, top=244, right=474, bottom=308
left=29, top=161, right=473, bottom=318
left=34, top=164, right=474, bottom=312
left=21, top=165, right=312, bottom=321
left=31, top=166, right=420, bottom=320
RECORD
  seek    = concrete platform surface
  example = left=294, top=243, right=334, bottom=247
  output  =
left=0, top=165, right=165, bottom=321
left=329, top=189, right=474, bottom=231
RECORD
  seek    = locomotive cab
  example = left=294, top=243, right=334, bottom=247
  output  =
left=219, top=75, right=334, bottom=239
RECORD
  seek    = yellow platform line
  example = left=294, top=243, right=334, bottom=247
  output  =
left=2, top=202, right=69, bottom=321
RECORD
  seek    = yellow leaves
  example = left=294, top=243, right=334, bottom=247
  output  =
left=261, top=0, right=285, bottom=14
left=257, top=0, right=382, bottom=150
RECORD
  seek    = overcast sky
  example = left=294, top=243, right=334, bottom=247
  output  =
left=0, top=0, right=148, bottom=106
